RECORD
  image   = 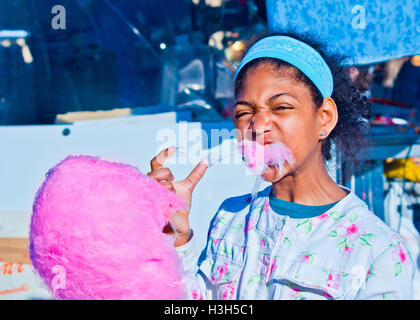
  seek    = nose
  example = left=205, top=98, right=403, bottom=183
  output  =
left=249, top=111, right=272, bottom=142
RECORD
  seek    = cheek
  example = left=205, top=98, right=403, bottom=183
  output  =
left=287, top=134, right=318, bottom=165
left=234, top=112, right=319, bottom=153
left=272, top=117, right=318, bottom=162
left=234, top=121, right=252, bottom=140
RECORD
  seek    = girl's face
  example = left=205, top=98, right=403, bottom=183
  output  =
left=233, top=62, right=324, bottom=183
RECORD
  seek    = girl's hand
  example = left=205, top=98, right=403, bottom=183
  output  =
left=147, top=146, right=208, bottom=247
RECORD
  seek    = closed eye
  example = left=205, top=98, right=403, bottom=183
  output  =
left=234, top=111, right=252, bottom=119
left=274, top=106, right=293, bottom=111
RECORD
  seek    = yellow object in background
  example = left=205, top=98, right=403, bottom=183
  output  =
left=384, top=157, right=420, bottom=182
left=55, top=108, right=132, bottom=124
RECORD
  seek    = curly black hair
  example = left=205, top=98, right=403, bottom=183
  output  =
left=234, top=31, right=372, bottom=165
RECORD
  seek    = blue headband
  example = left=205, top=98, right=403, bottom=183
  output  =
left=234, top=36, right=333, bottom=98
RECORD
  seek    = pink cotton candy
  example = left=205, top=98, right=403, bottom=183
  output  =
left=237, top=139, right=295, bottom=175
left=29, top=155, right=187, bottom=300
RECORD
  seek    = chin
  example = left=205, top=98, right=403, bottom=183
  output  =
left=261, top=163, right=293, bottom=183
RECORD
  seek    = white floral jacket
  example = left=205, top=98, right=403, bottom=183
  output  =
left=175, top=185, right=415, bottom=300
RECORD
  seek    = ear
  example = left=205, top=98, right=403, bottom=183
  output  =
left=317, top=97, right=338, bottom=140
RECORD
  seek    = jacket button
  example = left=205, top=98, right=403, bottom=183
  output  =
left=275, top=223, right=283, bottom=230
left=260, top=265, right=267, bottom=275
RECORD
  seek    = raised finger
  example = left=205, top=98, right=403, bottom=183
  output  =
left=184, top=160, right=208, bottom=190
left=150, top=146, right=177, bottom=171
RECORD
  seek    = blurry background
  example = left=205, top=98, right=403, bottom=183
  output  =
left=0, top=0, right=420, bottom=299
left=1, top=0, right=419, bottom=126
left=0, top=0, right=267, bottom=124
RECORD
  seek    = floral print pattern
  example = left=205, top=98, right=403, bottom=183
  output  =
left=328, top=212, right=378, bottom=257
left=391, top=242, right=410, bottom=277
left=299, top=251, right=315, bottom=264
left=219, top=282, right=237, bottom=300
left=176, top=186, right=415, bottom=300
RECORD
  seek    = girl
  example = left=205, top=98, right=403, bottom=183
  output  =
left=147, top=33, right=414, bottom=300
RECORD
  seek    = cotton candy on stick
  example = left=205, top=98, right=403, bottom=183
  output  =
left=29, top=155, right=187, bottom=300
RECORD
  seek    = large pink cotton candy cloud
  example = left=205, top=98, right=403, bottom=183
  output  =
left=29, top=155, right=187, bottom=300
left=237, top=139, right=295, bottom=175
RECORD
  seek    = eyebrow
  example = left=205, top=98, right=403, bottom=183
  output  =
left=267, top=92, right=300, bottom=104
left=233, top=100, right=254, bottom=109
